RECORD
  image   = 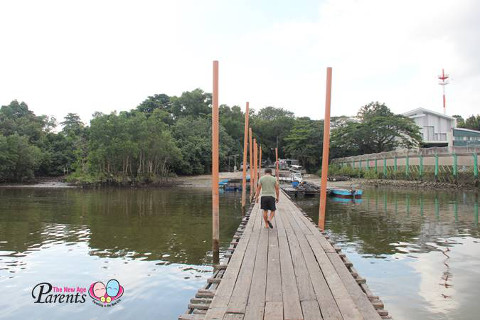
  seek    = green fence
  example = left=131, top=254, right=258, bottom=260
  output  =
left=332, top=146, right=480, bottom=184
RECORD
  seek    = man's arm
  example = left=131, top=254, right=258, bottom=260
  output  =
left=275, top=182, right=280, bottom=203
left=255, top=183, right=262, bottom=203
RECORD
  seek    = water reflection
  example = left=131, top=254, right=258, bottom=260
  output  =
left=295, top=188, right=480, bottom=320
left=0, top=188, right=242, bottom=320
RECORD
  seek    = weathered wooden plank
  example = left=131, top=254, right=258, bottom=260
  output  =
left=244, top=214, right=268, bottom=312
left=275, top=202, right=304, bottom=320
left=205, top=204, right=260, bottom=320
left=243, top=305, right=264, bottom=320
left=266, top=217, right=282, bottom=303
left=305, top=233, right=363, bottom=320
left=326, top=252, right=382, bottom=320
left=280, top=208, right=316, bottom=302
left=264, top=301, right=283, bottom=320
left=283, top=205, right=343, bottom=320
left=223, top=313, right=244, bottom=320
left=226, top=206, right=263, bottom=314
left=301, top=300, right=324, bottom=320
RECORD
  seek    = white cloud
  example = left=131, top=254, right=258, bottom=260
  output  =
left=0, top=0, right=479, bottom=124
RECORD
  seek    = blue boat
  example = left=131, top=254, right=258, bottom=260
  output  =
left=329, top=188, right=363, bottom=199
left=330, top=197, right=363, bottom=204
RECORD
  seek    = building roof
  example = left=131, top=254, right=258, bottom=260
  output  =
left=403, top=107, right=455, bottom=120
left=453, top=127, right=480, bottom=134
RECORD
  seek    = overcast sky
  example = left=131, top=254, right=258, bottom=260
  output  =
left=1, top=0, right=479, bottom=125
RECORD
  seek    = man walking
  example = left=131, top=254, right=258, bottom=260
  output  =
left=255, top=168, right=280, bottom=228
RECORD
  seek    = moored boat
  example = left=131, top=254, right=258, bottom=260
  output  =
left=329, top=188, right=363, bottom=199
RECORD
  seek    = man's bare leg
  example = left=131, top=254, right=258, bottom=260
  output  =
left=269, top=210, right=275, bottom=221
left=263, top=210, right=269, bottom=228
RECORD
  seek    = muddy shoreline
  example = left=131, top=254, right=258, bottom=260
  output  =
left=1, top=172, right=478, bottom=192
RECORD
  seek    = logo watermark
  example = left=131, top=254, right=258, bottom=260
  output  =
left=88, top=279, right=124, bottom=307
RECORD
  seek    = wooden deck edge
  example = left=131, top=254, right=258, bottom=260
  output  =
left=178, top=202, right=255, bottom=320
left=282, top=191, right=392, bottom=320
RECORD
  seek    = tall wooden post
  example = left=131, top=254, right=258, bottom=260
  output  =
left=259, top=146, right=262, bottom=177
left=253, top=139, right=258, bottom=195
left=275, top=147, right=279, bottom=180
left=241, top=102, right=250, bottom=214
left=249, top=128, right=253, bottom=199
left=319, top=67, right=332, bottom=231
left=212, top=61, right=220, bottom=259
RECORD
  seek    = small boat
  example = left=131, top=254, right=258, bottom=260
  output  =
left=330, top=197, right=363, bottom=204
left=329, top=188, right=363, bottom=199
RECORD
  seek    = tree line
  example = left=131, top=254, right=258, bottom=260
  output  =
left=1, top=90, right=432, bottom=184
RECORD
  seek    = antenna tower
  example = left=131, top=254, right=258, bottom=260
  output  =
left=438, top=69, right=449, bottom=114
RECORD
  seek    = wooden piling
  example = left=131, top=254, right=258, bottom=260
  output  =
left=319, top=67, right=332, bottom=231
left=249, top=128, right=253, bottom=199
left=212, top=60, right=220, bottom=256
left=241, top=102, right=250, bottom=214
left=259, top=146, right=262, bottom=177
left=253, top=139, right=258, bottom=195
left=275, top=147, right=279, bottom=180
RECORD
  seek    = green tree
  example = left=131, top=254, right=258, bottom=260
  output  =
left=0, top=134, right=42, bottom=182
left=250, top=107, right=295, bottom=161
left=284, top=117, right=323, bottom=172
left=464, top=115, right=480, bottom=131
left=331, top=102, right=421, bottom=156
left=452, top=115, right=465, bottom=128
left=0, top=100, right=46, bottom=144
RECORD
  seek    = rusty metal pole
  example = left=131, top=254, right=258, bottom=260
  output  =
left=259, top=146, right=262, bottom=177
left=249, top=128, right=253, bottom=199
left=241, top=102, right=250, bottom=214
left=275, top=147, right=279, bottom=180
left=319, top=67, right=332, bottom=231
left=212, top=61, right=220, bottom=260
left=253, top=139, right=258, bottom=196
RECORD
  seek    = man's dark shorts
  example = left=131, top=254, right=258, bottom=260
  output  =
left=260, top=196, right=276, bottom=211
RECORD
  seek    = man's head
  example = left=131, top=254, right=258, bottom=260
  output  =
left=265, top=168, right=272, bottom=175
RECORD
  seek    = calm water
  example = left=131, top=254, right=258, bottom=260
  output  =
left=296, top=188, right=480, bottom=320
left=0, top=188, right=242, bottom=320
left=1, top=187, right=479, bottom=319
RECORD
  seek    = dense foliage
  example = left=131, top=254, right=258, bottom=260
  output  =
left=1, top=94, right=424, bottom=184
left=453, top=114, right=480, bottom=131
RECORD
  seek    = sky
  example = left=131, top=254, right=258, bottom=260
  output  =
left=1, top=0, right=479, bottom=125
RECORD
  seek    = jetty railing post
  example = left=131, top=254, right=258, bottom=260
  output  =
left=319, top=67, right=332, bottom=231
left=419, top=154, right=424, bottom=180
left=253, top=139, right=258, bottom=194
left=211, top=60, right=220, bottom=260
left=394, top=156, right=397, bottom=178
left=474, top=153, right=479, bottom=183
left=375, top=158, right=378, bottom=174
left=249, top=128, right=253, bottom=199
left=275, top=147, right=279, bottom=180
left=383, top=157, right=387, bottom=178
left=405, top=154, right=409, bottom=179
left=434, top=153, right=439, bottom=181
left=259, top=146, right=262, bottom=176
left=241, top=102, right=250, bottom=214
left=453, top=152, right=458, bottom=183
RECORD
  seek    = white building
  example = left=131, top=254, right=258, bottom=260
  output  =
left=403, top=107, right=456, bottom=147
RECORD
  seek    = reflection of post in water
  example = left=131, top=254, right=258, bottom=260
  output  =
left=394, top=195, right=398, bottom=215
left=406, top=194, right=410, bottom=216
left=384, top=192, right=387, bottom=214
left=475, top=196, right=479, bottom=226
left=440, top=240, right=452, bottom=299
left=435, top=196, right=440, bottom=220
left=453, top=201, right=458, bottom=223
left=420, top=195, right=424, bottom=217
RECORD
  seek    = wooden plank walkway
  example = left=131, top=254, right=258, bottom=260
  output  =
left=180, top=192, right=389, bottom=320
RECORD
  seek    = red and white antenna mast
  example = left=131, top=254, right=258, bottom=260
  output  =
left=438, top=68, right=449, bottom=114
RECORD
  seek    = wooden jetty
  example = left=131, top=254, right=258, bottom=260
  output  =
left=179, top=192, right=390, bottom=320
